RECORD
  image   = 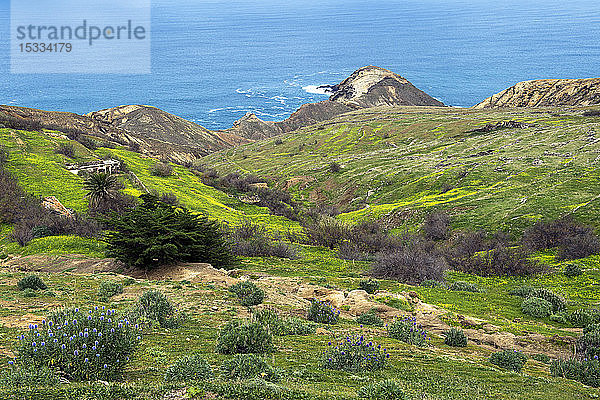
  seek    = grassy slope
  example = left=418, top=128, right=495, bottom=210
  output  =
left=204, top=106, right=600, bottom=233
left=0, top=128, right=300, bottom=256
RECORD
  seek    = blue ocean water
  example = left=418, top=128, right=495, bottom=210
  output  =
left=0, top=0, right=599, bottom=129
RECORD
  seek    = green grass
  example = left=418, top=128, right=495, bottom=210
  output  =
left=204, top=106, right=600, bottom=233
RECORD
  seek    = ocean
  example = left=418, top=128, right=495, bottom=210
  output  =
left=0, top=0, right=599, bottom=130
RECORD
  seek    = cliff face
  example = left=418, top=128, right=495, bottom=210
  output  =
left=329, top=66, right=445, bottom=108
left=474, top=78, right=600, bottom=109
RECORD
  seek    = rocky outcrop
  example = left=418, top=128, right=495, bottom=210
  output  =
left=329, top=66, right=445, bottom=108
left=474, top=78, right=600, bottom=109
left=88, top=105, right=251, bottom=163
left=227, top=66, right=443, bottom=140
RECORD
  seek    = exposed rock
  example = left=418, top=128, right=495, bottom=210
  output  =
left=474, top=78, right=600, bottom=109
left=329, top=66, right=445, bottom=108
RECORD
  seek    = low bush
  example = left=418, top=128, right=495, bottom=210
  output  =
left=251, top=309, right=316, bottom=336
left=321, top=335, right=389, bottom=372
left=577, top=329, right=600, bottom=359
left=448, top=281, right=482, bottom=293
left=307, top=300, right=340, bottom=325
left=150, top=162, right=173, bottom=177
left=357, top=380, right=406, bottom=400
left=303, top=217, right=349, bottom=249
left=220, top=354, right=281, bottom=382
left=216, top=320, right=275, bottom=354
left=130, top=290, right=181, bottom=328
left=509, top=285, right=534, bottom=297
left=356, top=312, right=384, bottom=327
left=523, top=216, right=600, bottom=260
left=228, top=220, right=297, bottom=259
left=0, top=364, right=59, bottom=388
left=164, top=353, right=213, bottom=382
left=229, top=281, right=265, bottom=307
left=98, top=281, right=123, bottom=301
left=455, top=245, right=541, bottom=277
left=527, top=288, right=566, bottom=312
left=358, top=279, right=380, bottom=294
left=521, top=297, right=553, bottom=318
left=423, top=211, right=451, bottom=241
left=328, top=161, right=342, bottom=173
left=17, top=275, right=47, bottom=291
left=387, top=317, right=429, bottom=346
left=420, top=279, right=446, bottom=288
left=531, top=353, right=551, bottom=364
left=14, top=307, right=142, bottom=381
left=370, top=239, right=446, bottom=285
left=584, top=323, right=600, bottom=334
left=550, top=358, right=600, bottom=387
left=489, top=350, right=527, bottom=372
left=567, top=309, right=600, bottom=328
left=564, top=263, right=584, bottom=278
left=444, top=327, right=468, bottom=347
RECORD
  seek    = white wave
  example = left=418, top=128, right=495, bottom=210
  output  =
left=303, top=85, right=333, bottom=95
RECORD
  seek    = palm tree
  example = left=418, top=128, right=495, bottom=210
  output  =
left=84, top=172, right=120, bottom=208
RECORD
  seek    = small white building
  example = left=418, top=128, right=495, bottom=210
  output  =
left=66, top=159, right=121, bottom=175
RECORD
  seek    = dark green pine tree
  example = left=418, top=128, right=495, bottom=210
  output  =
left=104, top=194, right=235, bottom=270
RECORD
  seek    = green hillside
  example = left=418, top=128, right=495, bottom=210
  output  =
left=0, top=127, right=300, bottom=256
left=204, top=106, right=600, bottom=233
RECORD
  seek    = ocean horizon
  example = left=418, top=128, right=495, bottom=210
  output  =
left=1, top=0, right=599, bottom=130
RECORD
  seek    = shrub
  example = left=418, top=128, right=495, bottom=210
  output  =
left=130, top=290, right=181, bottom=328
left=321, top=335, right=389, bottom=372
left=0, top=147, right=8, bottom=165
left=303, top=217, right=349, bottom=249
left=420, top=279, right=446, bottom=288
left=551, top=358, right=600, bottom=388
left=550, top=312, right=568, bottom=324
left=13, top=307, right=142, bottom=381
left=444, top=327, right=468, bottom=347
left=531, top=353, right=551, bottom=364
left=98, top=281, right=123, bottom=301
left=564, top=263, right=583, bottom=278
left=527, top=289, right=566, bottom=312
left=229, top=281, right=265, bottom=307
left=456, top=245, right=541, bottom=277
left=509, top=285, right=535, bottom=297
left=585, top=323, right=600, bottom=335
left=357, top=380, right=406, bottom=400
left=307, top=300, right=340, bottom=325
left=164, top=353, right=213, bottom=382
left=359, top=279, right=380, bottom=294
left=220, top=354, right=281, bottom=382
left=489, top=350, right=527, bottom=372
left=523, top=216, right=600, bottom=260
left=387, top=317, right=429, bottom=346
left=216, top=321, right=275, bottom=354
left=567, top=309, right=600, bottom=328
left=104, top=195, right=235, bottom=270
left=17, top=275, right=47, bottom=291
left=448, top=281, right=482, bottom=293
left=521, top=297, right=553, bottom=318
left=55, top=143, right=75, bottom=158
left=423, top=211, right=450, bottom=241
left=0, top=365, right=59, bottom=388
left=370, top=239, right=446, bottom=285
left=228, top=220, right=297, bottom=259
left=356, top=312, right=384, bottom=327
left=251, top=309, right=316, bottom=336
left=577, top=329, right=600, bottom=359
left=328, top=161, right=342, bottom=173
left=150, top=162, right=173, bottom=177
